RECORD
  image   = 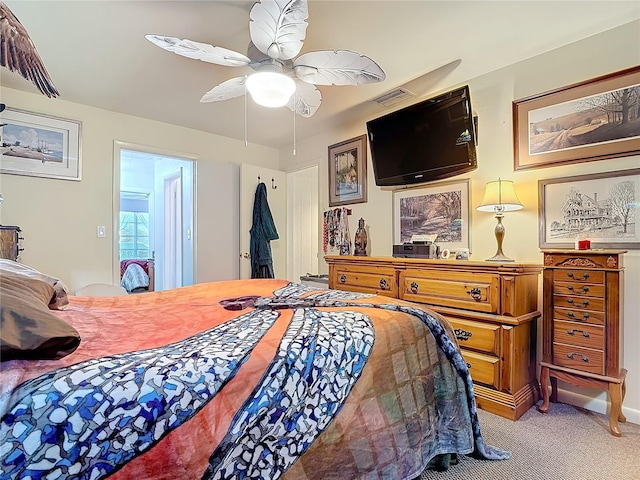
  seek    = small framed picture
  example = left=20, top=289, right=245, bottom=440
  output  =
left=328, top=134, right=368, bottom=207
left=538, top=168, right=640, bottom=249
left=393, top=178, right=471, bottom=252
left=1, top=107, right=82, bottom=181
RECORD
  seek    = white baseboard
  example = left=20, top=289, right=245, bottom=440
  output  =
left=558, top=388, right=640, bottom=426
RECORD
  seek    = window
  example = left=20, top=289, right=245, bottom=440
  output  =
left=120, top=193, right=150, bottom=259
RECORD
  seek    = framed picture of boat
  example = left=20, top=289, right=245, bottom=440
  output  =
left=0, top=107, right=82, bottom=181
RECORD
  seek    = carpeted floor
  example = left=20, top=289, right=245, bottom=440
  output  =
left=420, top=402, right=640, bottom=480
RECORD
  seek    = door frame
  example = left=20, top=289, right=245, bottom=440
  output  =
left=112, top=141, right=197, bottom=287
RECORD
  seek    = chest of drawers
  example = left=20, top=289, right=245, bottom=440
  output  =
left=326, top=255, right=542, bottom=420
left=0, top=225, right=23, bottom=261
left=538, top=250, right=627, bottom=436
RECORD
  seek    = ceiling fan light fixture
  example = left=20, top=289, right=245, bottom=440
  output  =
left=246, top=71, right=296, bottom=108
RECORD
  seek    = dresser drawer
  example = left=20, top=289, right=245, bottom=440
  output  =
left=332, top=265, right=397, bottom=297
left=553, top=306, right=605, bottom=325
left=448, top=318, right=501, bottom=356
left=553, top=294, right=604, bottom=312
left=553, top=320, right=604, bottom=350
left=553, top=343, right=604, bottom=375
left=553, top=282, right=605, bottom=298
left=553, top=269, right=604, bottom=285
left=399, top=270, right=499, bottom=314
left=461, top=350, right=500, bottom=389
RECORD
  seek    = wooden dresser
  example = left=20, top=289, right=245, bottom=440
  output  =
left=325, top=255, right=542, bottom=420
left=0, top=225, right=23, bottom=261
left=538, top=249, right=627, bottom=436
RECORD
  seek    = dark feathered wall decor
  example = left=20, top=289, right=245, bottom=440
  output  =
left=0, top=1, right=59, bottom=97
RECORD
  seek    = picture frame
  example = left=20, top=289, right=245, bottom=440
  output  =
left=513, top=66, right=640, bottom=171
left=328, top=134, right=367, bottom=207
left=393, top=178, right=470, bottom=252
left=0, top=107, right=82, bottom=181
left=538, top=168, right=640, bottom=249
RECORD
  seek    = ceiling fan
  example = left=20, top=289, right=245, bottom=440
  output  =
left=145, top=0, right=385, bottom=117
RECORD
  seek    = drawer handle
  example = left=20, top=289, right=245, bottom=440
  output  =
left=379, top=278, right=388, bottom=290
left=454, top=328, right=472, bottom=341
left=567, top=285, right=574, bottom=291
left=468, top=287, right=482, bottom=301
left=567, top=311, right=590, bottom=321
left=466, top=362, right=472, bottom=369
left=582, top=300, right=589, bottom=307
left=567, top=329, right=590, bottom=338
left=339, top=274, right=347, bottom=283
left=582, top=286, right=590, bottom=293
left=567, top=298, right=574, bottom=304
left=566, top=353, right=589, bottom=362
left=410, top=281, right=419, bottom=293
left=567, top=272, right=589, bottom=280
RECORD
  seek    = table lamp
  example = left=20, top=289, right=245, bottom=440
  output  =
left=476, top=178, right=523, bottom=262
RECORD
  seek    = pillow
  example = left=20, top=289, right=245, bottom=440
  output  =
left=0, top=271, right=80, bottom=361
left=0, top=259, right=70, bottom=310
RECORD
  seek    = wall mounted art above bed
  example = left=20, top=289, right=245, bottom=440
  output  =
left=0, top=276, right=509, bottom=479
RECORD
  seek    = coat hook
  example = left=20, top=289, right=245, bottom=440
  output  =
left=271, top=178, right=277, bottom=189
left=257, top=175, right=261, bottom=185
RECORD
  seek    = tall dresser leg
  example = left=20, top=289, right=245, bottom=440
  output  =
left=608, top=381, right=623, bottom=437
left=538, top=366, right=550, bottom=413
left=619, top=379, right=627, bottom=423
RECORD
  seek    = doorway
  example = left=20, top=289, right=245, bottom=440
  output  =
left=114, top=142, right=195, bottom=290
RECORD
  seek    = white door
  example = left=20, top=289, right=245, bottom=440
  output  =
left=163, top=169, right=183, bottom=289
left=240, top=164, right=287, bottom=280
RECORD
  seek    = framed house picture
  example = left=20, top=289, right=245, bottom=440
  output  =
left=0, top=107, right=82, bottom=181
left=328, top=134, right=367, bottom=207
left=393, top=179, right=470, bottom=252
left=538, top=168, right=640, bottom=249
left=513, top=66, right=640, bottom=171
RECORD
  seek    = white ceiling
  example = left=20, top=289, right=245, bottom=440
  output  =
left=2, top=1, right=639, bottom=150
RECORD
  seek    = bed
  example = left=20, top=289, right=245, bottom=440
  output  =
left=0, top=266, right=509, bottom=479
left=119, top=258, right=155, bottom=293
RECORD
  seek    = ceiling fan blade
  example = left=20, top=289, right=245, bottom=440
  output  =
left=249, top=0, right=308, bottom=60
left=287, top=80, right=321, bottom=117
left=200, top=76, right=246, bottom=103
left=145, top=35, right=250, bottom=67
left=293, top=50, right=386, bottom=86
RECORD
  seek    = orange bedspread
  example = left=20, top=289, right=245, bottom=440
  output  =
left=0, top=279, right=505, bottom=480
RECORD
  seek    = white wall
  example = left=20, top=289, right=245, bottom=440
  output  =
left=0, top=87, right=280, bottom=291
left=279, top=21, right=640, bottom=423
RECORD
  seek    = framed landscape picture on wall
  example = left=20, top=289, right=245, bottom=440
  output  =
left=513, top=66, right=640, bottom=171
left=538, top=168, right=640, bottom=249
left=0, top=107, right=82, bottom=181
left=393, top=179, right=470, bottom=252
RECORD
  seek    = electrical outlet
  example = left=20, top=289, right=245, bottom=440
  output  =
left=97, top=226, right=106, bottom=238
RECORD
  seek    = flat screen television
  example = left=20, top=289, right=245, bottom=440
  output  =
left=366, top=85, right=478, bottom=186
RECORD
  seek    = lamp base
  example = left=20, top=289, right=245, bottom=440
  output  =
left=485, top=253, right=515, bottom=262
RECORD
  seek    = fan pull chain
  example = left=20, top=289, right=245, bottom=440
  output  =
left=244, top=75, right=248, bottom=147
left=292, top=90, right=297, bottom=156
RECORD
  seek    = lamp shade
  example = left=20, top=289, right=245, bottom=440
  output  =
left=246, top=71, right=296, bottom=108
left=476, top=179, right=523, bottom=212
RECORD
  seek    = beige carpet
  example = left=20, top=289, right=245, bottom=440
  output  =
left=420, top=402, right=640, bottom=480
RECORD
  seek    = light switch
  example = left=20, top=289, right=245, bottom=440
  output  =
left=97, top=226, right=106, bottom=238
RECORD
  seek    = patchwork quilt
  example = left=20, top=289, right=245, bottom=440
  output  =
left=0, top=279, right=508, bottom=479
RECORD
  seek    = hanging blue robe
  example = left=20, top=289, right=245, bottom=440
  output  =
left=250, top=182, right=279, bottom=278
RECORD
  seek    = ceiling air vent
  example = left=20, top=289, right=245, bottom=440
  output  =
left=372, top=88, right=415, bottom=107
